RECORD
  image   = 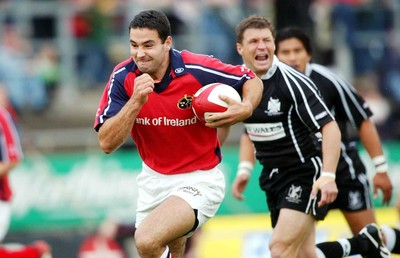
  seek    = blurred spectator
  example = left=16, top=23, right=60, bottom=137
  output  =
left=71, top=0, right=121, bottom=88
left=0, top=91, right=23, bottom=242
left=78, top=219, right=126, bottom=258
left=329, top=0, right=396, bottom=137
left=0, top=87, right=18, bottom=125
left=34, top=44, right=61, bottom=106
left=331, top=0, right=393, bottom=76
left=274, top=0, right=313, bottom=34
left=0, top=240, right=52, bottom=258
left=0, top=23, right=48, bottom=113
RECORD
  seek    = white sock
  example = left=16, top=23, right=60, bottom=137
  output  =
left=160, top=246, right=171, bottom=258
left=315, top=247, right=326, bottom=258
left=381, top=225, right=395, bottom=252
left=337, top=239, right=351, bottom=256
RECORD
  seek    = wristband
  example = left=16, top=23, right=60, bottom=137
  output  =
left=236, top=161, right=253, bottom=177
left=320, top=171, right=336, bottom=179
left=375, top=163, right=389, bottom=173
left=372, top=155, right=388, bottom=173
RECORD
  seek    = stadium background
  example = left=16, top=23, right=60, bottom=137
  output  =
left=1, top=0, right=399, bottom=257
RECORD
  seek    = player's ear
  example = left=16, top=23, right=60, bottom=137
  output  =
left=165, top=36, right=172, bottom=50
left=236, top=43, right=243, bottom=55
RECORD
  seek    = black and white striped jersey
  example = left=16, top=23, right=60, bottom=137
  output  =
left=244, top=56, right=335, bottom=169
left=306, top=63, right=373, bottom=179
left=306, top=63, right=373, bottom=142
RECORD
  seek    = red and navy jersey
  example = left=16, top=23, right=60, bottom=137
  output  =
left=94, top=49, right=256, bottom=174
left=307, top=63, right=373, bottom=179
left=244, top=56, right=335, bottom=169
left=0, top=107, right=23, bottom=201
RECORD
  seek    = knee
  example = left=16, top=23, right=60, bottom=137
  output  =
left=134, top=227, right=159, bottom=256
left=269, top=239, right=290, bottom=258
left=269, top=238, right=312, bottom=258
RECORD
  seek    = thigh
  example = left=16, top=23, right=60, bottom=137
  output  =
left=271, top=208, right=316, bottom=256
left=137, top=195, right=196, bottom=249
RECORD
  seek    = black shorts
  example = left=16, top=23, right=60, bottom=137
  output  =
left=259, top=156, right=329, bottom=228
left=328, top=148, right=372, bottom=211
left=329, top=170, right=372, bottom=212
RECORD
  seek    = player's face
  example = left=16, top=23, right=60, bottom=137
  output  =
left=129, top=28, right=171, bottom=79
left=276, top=38, right=311, bottom=74
left=236, top=28, right=275, bottom=78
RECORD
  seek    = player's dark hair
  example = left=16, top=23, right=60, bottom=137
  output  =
left=236, top=15, right=275, bottom=44
left=129, top=10, right=171, bottom=43
left=275, top=27, right=312, bottom=55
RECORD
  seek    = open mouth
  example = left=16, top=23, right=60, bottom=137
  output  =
left=255, top=54, right=269, bottom=62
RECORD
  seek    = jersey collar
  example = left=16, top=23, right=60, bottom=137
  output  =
left=170, top=49, right=187, bottom=77
left=305, top=62, right=313, bottom=77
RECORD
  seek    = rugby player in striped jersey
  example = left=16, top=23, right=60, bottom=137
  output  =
left=275, top=26, right=396, bottom=258
left=232, top=15, right=341, bottom=258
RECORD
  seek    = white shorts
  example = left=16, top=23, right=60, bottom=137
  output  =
left=135, top=163, right=225, bottom=232
left=0, top=201, right=12, bottom=242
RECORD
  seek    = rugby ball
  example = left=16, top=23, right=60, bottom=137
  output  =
left=192, top=83, right=241, bottom=122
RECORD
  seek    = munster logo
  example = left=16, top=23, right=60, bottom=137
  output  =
left=177, top=94, right=193, bottom=109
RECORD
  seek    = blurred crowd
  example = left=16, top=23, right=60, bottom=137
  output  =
left=0, top=0, right=399, bottom=140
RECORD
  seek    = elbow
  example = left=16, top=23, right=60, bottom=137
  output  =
left=99, top=140, right=116, bottom=154
left=100, top=144, right=114, bottom=154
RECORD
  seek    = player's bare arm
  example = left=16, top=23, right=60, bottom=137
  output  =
left=312, top=120, right=341, bottom=207
left=217, top=127, right=231, bottom=146
left=358, top=118, right=393, bottom=204
left=98, top=74, right=154, bottom=154
left=206, top=76, right=263, bottom=127
left=232, top=133, right=256, bottom=200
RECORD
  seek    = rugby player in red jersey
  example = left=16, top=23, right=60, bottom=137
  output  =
left=94, top=10, right=263, bottom=258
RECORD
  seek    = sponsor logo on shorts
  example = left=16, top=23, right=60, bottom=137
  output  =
left=348, top=191, right=362, bottom=210
left=286, top=184, right=302, bottom=204
left=178, top=186, right=202, bottom=197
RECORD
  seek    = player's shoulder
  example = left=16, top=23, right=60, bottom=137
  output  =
left=276, top=59, right=313, bottom=84
left=110, top=57, right=136, bottom=80
left=310, top=63, right=337, bottom=78
left=277, top=59, right=306, bottom=77
left=179, top=49, right=215, bottom=64
left=310, top=63, right=349, bottom=87
left=113, top=57, right=135, bottom=72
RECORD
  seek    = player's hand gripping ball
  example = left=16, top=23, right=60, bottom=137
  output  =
left=192, top=83, right=241, bottom=122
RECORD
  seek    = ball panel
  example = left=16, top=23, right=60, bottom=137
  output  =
left=207, top=84, right=241, bottom=106
left=192, top=83, right=241, bottom=122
